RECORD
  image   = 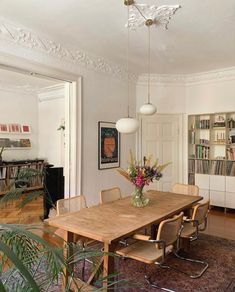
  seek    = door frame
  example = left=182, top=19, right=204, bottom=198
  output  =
left=0, top=53, right=82, bottom=197
left=136, top=113, right=184, bottom=184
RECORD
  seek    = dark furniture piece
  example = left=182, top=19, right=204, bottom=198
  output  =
left=44, top=166, right=64, bottom=218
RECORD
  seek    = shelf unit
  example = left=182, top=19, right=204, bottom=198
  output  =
left=188, top=112, right=235, bottom=209
left=0, top=160, right=44, bottom=195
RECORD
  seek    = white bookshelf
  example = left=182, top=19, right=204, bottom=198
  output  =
left=188, top=112, right=235, bottom=209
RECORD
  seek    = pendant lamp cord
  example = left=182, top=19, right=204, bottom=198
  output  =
left=127, top=4, right=130, bottom=118
left=147, top=24, right=151, bottom=104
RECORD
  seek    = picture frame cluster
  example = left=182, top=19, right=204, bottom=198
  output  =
left=0, top=123, right=31, bottom=133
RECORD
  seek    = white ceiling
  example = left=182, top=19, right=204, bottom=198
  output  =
left=0, top=68, right=60, bottom=93
left=0, top=0, right=235, bottom=74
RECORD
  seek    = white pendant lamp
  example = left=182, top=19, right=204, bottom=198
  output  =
left=116, top=117, right=139, bottom=133
left=139, top=19, right=157, bottom=115
left=116, top=0, right=139, bottom=134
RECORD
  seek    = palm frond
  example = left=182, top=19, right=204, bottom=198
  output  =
left=0, top=238, right=40, bottom=292
left=19, top=190, right=43, bottom=208
left=0, top=188, right=26, bottom=207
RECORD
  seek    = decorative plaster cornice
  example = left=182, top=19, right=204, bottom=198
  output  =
left=138, top=67, right=235, bottom=86
left=185, top=67, right=235, bottom=85
left=0, top=19, right=138, bottom=82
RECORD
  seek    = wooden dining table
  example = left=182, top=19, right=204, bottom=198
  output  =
left=46, top=190, right=202, bottom=291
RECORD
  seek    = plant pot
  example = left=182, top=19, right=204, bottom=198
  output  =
left=131, top=186, right=149, bottom=207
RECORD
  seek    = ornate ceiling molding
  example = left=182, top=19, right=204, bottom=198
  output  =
left=138, top=67, right=235, bottom=86
left=0, top=19, right=138, bottom=82
left=128, top=4, right=181, bottom=30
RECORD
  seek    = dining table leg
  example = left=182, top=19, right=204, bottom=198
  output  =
left=103, top=242, right=115, bottom=291
left=63, top=231, right=74, bottom=291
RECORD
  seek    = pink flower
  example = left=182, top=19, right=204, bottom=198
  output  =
left=135, top=173, right=143, bottom=188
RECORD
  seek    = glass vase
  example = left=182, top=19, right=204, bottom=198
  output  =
left=131, top=186, right=149, bottom=207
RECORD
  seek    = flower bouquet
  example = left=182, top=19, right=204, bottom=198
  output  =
left=117, top=150, right=169, bottom=207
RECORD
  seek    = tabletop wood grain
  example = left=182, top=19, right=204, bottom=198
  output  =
left=46, top=191, right=202, bottom=244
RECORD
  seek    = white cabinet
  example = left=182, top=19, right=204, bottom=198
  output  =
left=195, top=174, right=210, bottom=202
left=210, top=175, right=225, bottom=192
left=195, top=174, right=210, bottom=189
left=194, top=174, right=235, bottom=208
left=210, top=190, right=226, bottom=207
left=225, top=177, right=235, bottom=208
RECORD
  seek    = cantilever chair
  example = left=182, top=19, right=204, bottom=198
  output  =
left=175, top=200, right=210, bottom=278
left=100, top=186, right=122, bottom=204
left=56, top=195, right=98, bottom=280
left=56, top=194, right=87, bottom=215
left=116, top=212, right=184, bottom=291
left=180, top=200, right=210, bottom=242
left=172, top=183, right=199, bottom=196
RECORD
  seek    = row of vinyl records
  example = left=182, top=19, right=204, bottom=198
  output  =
left=0, top=163, right=44, bottom=192
left=195, top=145, right=210, bottom=159
left=188, top=160, right=235, bottom=176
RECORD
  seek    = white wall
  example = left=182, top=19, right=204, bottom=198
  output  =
left=186, top=79, right=235, bottom=114
left=0, top=89, right=38, bottom=161
left=136, top=81, right=186, bottom=114
left=0, top=48, right=137, bottom=207
left=38, top=93, right=65, bottom=167
left=137, top=73, right=235, bottom=184
left=81, top=69, right=136, bottom=206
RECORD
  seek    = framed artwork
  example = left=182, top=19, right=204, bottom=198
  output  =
left=8, top=123, right=21, bottom=133
left=0, top=124, right=9, bottom=133
left=21, top=125, right=31, bottom=133
left=98, top=121, right=120, bottom=170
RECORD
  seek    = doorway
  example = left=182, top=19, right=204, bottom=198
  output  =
left=0, top=64, right=80, bottom=200
left=140, top=114, right=183, bottom=191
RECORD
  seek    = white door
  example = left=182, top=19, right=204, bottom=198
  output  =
left=141, top=114, right=181, bottom=192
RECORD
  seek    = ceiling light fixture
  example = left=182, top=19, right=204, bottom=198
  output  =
left=125, top=1, right=181, bottom=115
left=116, top=0, right=139, bottom=134
left=139, top=18, right=157, bottom=115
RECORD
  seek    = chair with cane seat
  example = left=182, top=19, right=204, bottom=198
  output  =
left=56, top=195, right=99, bottom=281
left=116, top=212, right=184, bottom=291
left=180, top=200, right=210, bottom=242
left=99, top=186, right=122, bottom=204
left=175, top=200, right=210, bottom=278
left=172, top=183, right=199, bottom=196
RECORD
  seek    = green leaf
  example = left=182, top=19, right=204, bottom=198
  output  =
left=0, top=238, right=40, bottom=291
left=19, top=190, right=43, bottom=208
left=0, top=278, right=6, bottom=292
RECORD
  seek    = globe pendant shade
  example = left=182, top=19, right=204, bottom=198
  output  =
left=139, top=103, right=157, bottom=115
left=116, top=117, right=139, bottom=134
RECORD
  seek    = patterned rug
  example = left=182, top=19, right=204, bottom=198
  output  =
left=115, top=234, right=235, bottom=292
left=3, top=233, right=234, bottom=291
left=79, top=233, right=235, bottom=292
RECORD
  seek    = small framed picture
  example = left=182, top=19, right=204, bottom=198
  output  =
left=98, top=121, right=120, bottom=170
left=20, top=139, right=31, bottom=147
left=0, top=124, right=9, bottom=133
left=21, top=125, right=31, bottom=133
left=8, top=123, right=21, bottom=133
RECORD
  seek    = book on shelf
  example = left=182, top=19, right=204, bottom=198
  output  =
left=188, top=173, right=195, bottom=185
left=195, top=160, right=209, bottom=174
left=210, top=160, right=225, bottom=175
left=226, top=161, right=235, bottom=176
left=226, top=147, right=235, bottom=161
left=196, top=145, right=210, bottom=159
left=188, top=159, right=195, bottom=173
